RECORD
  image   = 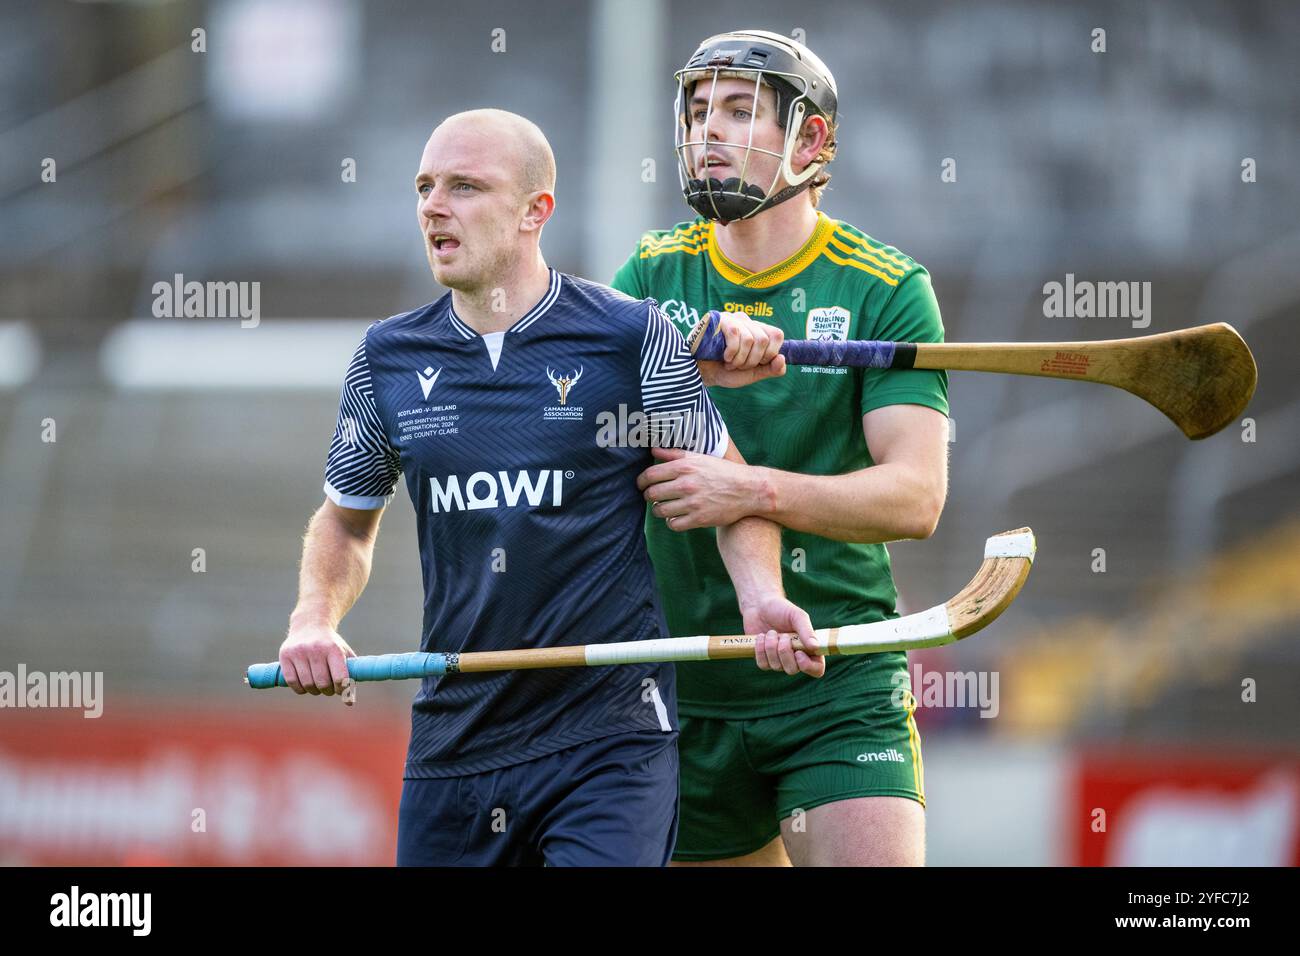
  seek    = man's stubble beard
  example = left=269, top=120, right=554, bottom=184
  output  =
left=431, top=234, right=522, bottom=299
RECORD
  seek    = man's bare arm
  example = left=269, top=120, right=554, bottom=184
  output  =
left=756, top=404, right=948, bottom=543
left=280, top=499, right=386, bottom=699
left=712, top=443, right=822, bottom=678
left=639, top=404, right=948, bottom=544
left=712, top=443, right=782, bottom=608
left=681, top=313, right=947, bottom=540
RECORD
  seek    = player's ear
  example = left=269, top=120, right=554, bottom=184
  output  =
left=795, top=115, right=829, bottom=167
left=520, top=190, right=555, bottom=234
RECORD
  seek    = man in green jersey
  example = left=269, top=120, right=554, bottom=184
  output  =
left=609, top=30, right=949, bottom=866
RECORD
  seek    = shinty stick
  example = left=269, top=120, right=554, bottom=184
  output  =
left=686, top=311, right=1257, bottom=440
left=246, top=529, right=1035, bottom=689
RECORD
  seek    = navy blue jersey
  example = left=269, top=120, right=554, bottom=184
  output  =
left=324, top=270, right=728, bottom=777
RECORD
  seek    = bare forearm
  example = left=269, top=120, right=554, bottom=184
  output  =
left=716, top=514, right=786, bottom=612
left=754, top=464, right=943, bottom=543
left=290, top=506, right=377, bottom=630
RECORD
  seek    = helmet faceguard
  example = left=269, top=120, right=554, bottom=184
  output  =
left=674, top=31, right=838, bottom=224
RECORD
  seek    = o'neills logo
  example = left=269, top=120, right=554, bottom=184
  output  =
left=429, top=469, right=569, bottom=513
left=857, top=748, right=905, bottom=763
left=722, top=301, right=773, bottom=317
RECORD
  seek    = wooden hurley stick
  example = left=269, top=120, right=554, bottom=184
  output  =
left=245, top=528, right=1035, bottom=689
left=687, top=311, right=1257, bottom=440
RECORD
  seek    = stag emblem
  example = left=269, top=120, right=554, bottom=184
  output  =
left=546, top=366, right=583, bottom=406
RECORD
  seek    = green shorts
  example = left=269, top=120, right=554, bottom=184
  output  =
left=673, top=685, right=924, bottom=861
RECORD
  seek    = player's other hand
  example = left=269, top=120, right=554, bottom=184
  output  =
left=639, top=447, right=764, bottom=529
left=696, top=314, right=787, bottom=388
left=279, top=621, right=358, bottom=703
left=743, top=595, right=825, bottom=679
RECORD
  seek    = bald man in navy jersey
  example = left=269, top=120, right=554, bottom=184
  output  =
left=275, top=109, right=816, bottom=866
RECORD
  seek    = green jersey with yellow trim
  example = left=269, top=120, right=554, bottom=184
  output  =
left=611, top=210, right=949, bottom=718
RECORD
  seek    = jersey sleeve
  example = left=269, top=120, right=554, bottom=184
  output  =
left=323, top=330, right=402, bottom=509
left=859, top=268, right=950, bottom=418
left=639, top=302, right=730, bottom=458
left=609, top=246, right=646, bottom=298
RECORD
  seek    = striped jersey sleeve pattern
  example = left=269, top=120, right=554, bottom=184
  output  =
left=323, top=334, right=402, bottom=509
left=639, top=302, right=729, bottom=458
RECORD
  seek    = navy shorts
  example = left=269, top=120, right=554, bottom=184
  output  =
left=396, top=730, right=679, bottom=866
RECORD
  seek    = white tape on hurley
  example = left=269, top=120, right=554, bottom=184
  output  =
left=832, top=603, right=953, bottom=654
left=585, top=636, right=712, bottom=666
left=984, top=530, right=1036, bottom=562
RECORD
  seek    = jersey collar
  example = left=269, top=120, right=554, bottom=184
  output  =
left=706, top=212, right=835, bottom=289
left=447, top=268, right=563, bottom=339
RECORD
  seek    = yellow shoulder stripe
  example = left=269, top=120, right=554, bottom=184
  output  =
left=828, top=234, right=908, bottom=277
left=822, top=247, right=900, bottom=286
left=831, top=229, right=911, bottom=270
left=640, top=238, right=707, bottom=259
left=639, top=223, right=707, bottom=253
left=640, top=224, right=709, bottom=259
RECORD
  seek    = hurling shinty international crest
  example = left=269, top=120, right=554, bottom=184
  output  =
left=806, top=306, right=851, bottom=342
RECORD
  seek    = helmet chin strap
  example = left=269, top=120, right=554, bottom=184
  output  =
left=684, top=175, right=815, bottom=224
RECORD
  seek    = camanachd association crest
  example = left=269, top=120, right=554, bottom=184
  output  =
left=544, top=365, right=585, bottom=420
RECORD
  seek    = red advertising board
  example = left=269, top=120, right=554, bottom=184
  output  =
left=1072, top=749, right=1300, bottom=866
left=0, top=704, right=410, bottom=866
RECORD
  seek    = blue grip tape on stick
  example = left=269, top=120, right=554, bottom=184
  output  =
left=689, top=310, right=898, bottom=369
left=245, top=652, right=448, bottom=689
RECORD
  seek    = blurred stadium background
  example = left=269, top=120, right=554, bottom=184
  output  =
left=1, top=0, right=1297, bottom=865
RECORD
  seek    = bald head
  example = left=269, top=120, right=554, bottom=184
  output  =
left=416, top=109, right=558, bottom=293
left=434, top=109, right=556, bottom=199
